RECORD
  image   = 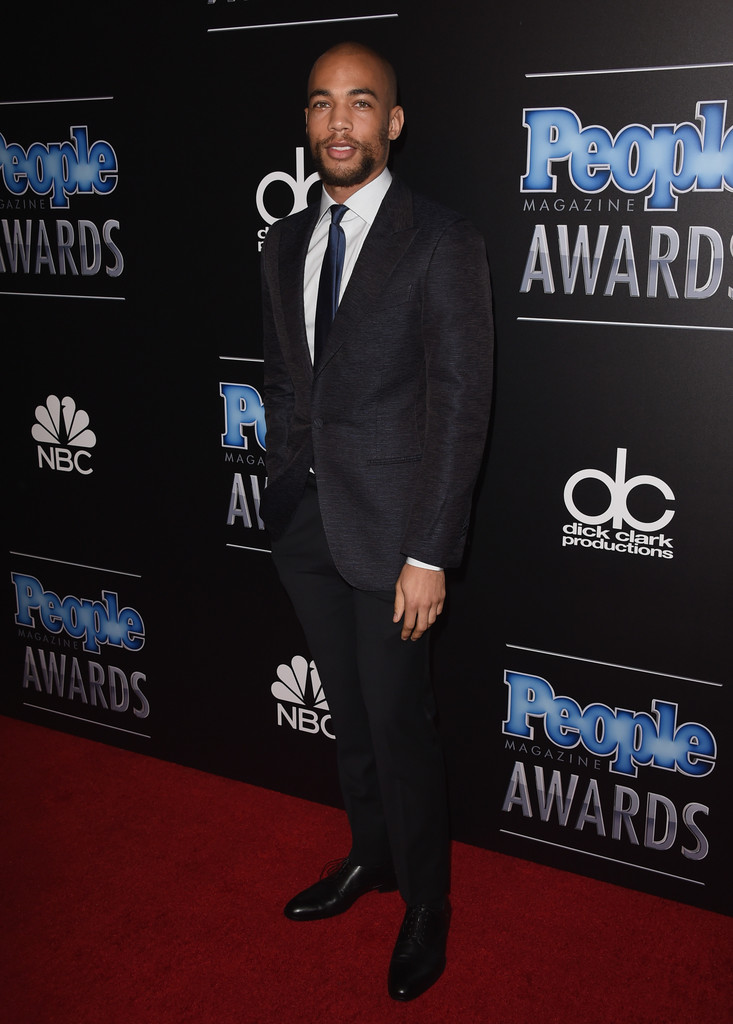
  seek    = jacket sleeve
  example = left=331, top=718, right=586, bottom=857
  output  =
left=401, top=217, right=494, bottom=567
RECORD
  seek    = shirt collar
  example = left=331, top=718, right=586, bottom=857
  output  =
left=317, top=167, right=392, bottom=225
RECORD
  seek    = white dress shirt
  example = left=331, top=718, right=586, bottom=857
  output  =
left=303, top=168, right=393, bottom=362
left=303, top=168, right=441, bottom=573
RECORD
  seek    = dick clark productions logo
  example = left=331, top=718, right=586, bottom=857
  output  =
left=562, top=448, right=675, bottom=559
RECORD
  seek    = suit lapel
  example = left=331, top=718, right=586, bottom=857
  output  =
left=278, top=204, right=319, bottom=380
left=314, top=178, right=418, bottom=377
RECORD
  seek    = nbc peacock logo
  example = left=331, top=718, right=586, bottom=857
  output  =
left=271, top=655, right=334, bottom=740
left=32, top=394, right=97, bottom=475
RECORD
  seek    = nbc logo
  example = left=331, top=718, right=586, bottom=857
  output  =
left=271, top=655, right=334, bottom=739
left=32, top=395, right=97, bottom=475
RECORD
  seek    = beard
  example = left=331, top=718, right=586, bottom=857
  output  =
left=310, top=130, right=388, bottom=188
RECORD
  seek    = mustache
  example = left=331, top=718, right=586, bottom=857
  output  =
left=316, top=135, right=366, bottom=151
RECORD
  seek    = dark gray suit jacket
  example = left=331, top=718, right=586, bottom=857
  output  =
left=260, top=176, right=493, bottom=590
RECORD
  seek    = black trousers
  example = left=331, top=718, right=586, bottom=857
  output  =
left=271, top=476, right=450, bottom=907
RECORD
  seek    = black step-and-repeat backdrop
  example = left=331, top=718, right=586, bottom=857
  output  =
left=4, top=1, right=731, bottom=916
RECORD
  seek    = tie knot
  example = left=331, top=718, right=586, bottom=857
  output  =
left=330, top=204, right=348, bottom=226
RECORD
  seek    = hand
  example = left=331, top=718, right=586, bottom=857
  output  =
left=393, top=563, right=446, bottom=641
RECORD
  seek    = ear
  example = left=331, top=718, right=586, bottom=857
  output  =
left=388, top=105, right=405, bottom=141
left=304, top=107, right=309, bottom=129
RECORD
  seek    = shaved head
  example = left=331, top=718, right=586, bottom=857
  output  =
left=308, top=42, right=398, bottom=109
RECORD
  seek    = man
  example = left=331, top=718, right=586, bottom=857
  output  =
left=260, top=41, right=493, bottom=1001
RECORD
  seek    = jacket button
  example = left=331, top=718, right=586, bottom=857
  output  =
left=313, top=417, right=324, bottom=428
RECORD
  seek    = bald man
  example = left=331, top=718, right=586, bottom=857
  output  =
left=260, top=42, right=493, bottom=1001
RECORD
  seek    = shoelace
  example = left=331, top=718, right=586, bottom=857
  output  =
left=400, top=906, right=432, bottom=944
left=320, top=857, right=350, bottom=881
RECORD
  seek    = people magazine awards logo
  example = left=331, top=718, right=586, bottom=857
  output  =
left=0, top=124, right=123, bottom=282
left=562, top=448, right=675, bottom=560
left=271, top=655, right=335, bottom=740
left=220, top=380, right=267, bottom=538
left=519, top=100, right=733, bottom=302
left=11, top=569, right=150, bottom=726
left=32, top=394, right=97, bottom=475
left=501, top=670, right=714, bottom=862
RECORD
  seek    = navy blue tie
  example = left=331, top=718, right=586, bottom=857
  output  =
left=314, top=204, right=347, bottom=368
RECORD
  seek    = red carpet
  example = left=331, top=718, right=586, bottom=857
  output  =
left=2, top=715, right=731, bottom=1024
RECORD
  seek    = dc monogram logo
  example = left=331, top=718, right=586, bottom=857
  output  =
left=564, top=447, right=675, bottom=532
left=32, top=394, right=97, bottom=475
left=256, top=148, right=320, bottom=225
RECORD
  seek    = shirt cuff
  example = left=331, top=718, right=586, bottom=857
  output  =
left=406, top=557, right=443, bottom=571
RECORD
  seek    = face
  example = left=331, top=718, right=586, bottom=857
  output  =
left=305, top=46, right=404, bottom=200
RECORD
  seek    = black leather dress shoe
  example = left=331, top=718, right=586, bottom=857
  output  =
left=284, top=857, right=397, bottom=921
left=388, top=903, right=450, bottom=1001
